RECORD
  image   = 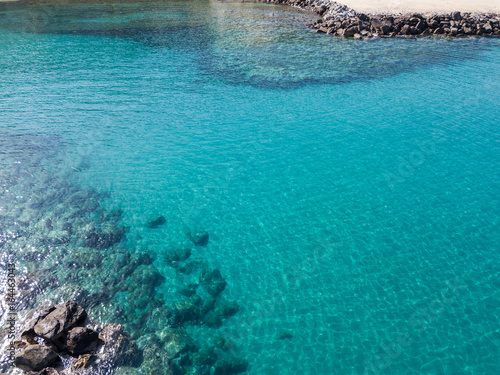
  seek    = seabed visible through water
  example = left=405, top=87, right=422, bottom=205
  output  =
left=0, top=0, right=499, bottom=374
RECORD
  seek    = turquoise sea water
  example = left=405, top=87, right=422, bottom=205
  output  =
left=1, top=0, right=500, bottom=374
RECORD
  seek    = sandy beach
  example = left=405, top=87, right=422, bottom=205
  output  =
left=331, top=0, right=500, bottom=14
left=1, top=0, right=499, bottom=13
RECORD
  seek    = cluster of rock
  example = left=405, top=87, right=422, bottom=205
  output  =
left=310, top=11, right=500, bottom=39
left=258, top=0, right=500, bottom=39
left=162, top=241, right=239, bottom=330
left=13, top=296, right=247, bottom=375
left=13, top=301, right=142, bottom=374
left=133, top=232, right=248, bottom=375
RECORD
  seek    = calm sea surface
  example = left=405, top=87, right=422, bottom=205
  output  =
left=1, top=0, right=499, bottom=374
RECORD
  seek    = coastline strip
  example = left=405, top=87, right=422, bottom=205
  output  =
left=255, top=0, right=500, bottom=39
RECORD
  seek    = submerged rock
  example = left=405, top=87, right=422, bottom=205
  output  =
left=213, top=358, right=248, bottom=375
left=85, top=226, right=126, bottom=250
left=98, top=323, right=143, bottom=367
left=137, top=334, right=177, bottom=375
left=66, top=251, right=104, bottom=269
left=146, top=215, right=166, bottom=229
left=213, top=337, right=226, bottom=350
left=177, top=285, right=197, bottom=297
left=215, top=301, right=239, bottom=318
left=128, top=265, right=166, bottom=287
left=73, top=289, right=110, bottom=310
left=203, top=301, right=239, bottom=328
left=277, top=331, right=293, bottom=340
left=189, top=231, right=209, bottom=247
left=164, top=248, right=192, bottom=266
left=203, top=312, right=223, bottom=328
left=201, top=297, right=217, bottom=315
left=14, top=344, right=59, bottom=371
left=199, top=269, right=227, bottom=297
left=135, top=252, right=155, bottom=266
left=177, top=260, right=204, bottom=275
left=172, top=296, right=202, bottom=326
left=106, top=208, right=124, bottom=219
left=160, top=329, right=196, bottom=359
left=190, top=346, right=217, bottom=367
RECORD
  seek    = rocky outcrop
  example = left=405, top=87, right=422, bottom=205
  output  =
left=188, top=230, right=210, bottom=246
left=257, top=0, right=500, bottom=39
left=14, top=301, right=142, bottom=374
left=84, top=225, right=126, bottom=250
left=213, top=358, right=249, bottom=375
left=164, top=247, right=192, bottom=267
left=34, top=301, right=87, bottom=342
left=12, top=257, right=245, bottom=375
left=146, top=215, right=166, bottom=228
left=200, top=269, right=227, bottom=297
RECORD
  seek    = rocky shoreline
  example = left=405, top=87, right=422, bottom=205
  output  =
left=11, top=300, right=248, bottom=375
left=12, top=301, right=142, bottom=374
left=257, top=0, right=500, bottom=39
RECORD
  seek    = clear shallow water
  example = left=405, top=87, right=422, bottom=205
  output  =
left=1, top=0, right=500, bottom=374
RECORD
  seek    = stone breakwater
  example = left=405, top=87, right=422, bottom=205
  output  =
left=257, top=0, right=500, bottom=38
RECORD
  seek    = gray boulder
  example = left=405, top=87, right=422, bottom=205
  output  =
left=343, top=26, right=359, bottom=37
left=380, top=24, right=392, bottom=35
left=65, top=327, right=99, bottom=355
left=20, top=304, right=56, bottom=337
left=452, top=11, right=462, bottom=21
left=14, top=344, right=59, bottom=371
left=34, top=301, right=87, bottom=341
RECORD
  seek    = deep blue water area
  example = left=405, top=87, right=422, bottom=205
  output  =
left=0, top=1, right=499, bottom=374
